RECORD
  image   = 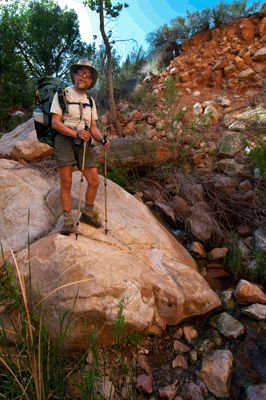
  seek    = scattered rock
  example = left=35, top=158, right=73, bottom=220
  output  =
left=193, top=103, right=203, bottom=115
left=158, top=384, right=178, bottom=399
left=210, top=312, right=245, bottom=339
left=190, top=350, right=198, bottom=362
left=245, top=383, right=266, bottom=400
left=216, top=132, right=243, bottom=157
left=221, top=288, right=236, bottom=310
left=208, top=247, right=228, bottom=260
left=200, top=350, right=233, bottom=398
left=171, top=196, right=189, bottom=214
left=181, top=382, right=203, bottom=400
left=237, top=224, right=252, bottom=237
left=234, top=279, right=266, bottom=305
left=138, top=355, right=152, bottom=376
left=242, top=303, right=266, bottom=320
left=136, top=374, right=153, bottom=394
left=173, top=340, right=190, bottom=353
left=253, top=46, right=266, bottom=61
left=0, top=118, right=53, bottom=162
left=213, top=57, right=229, bottom=71
left=96, top=378, right=115, bottom=400
left=173, top=327, right=183, bottom=339
left=183, top=326, right=198, bottom=345
left=216, top=159, right=251, bottom=177
left=254, top=227, right=266, bottom=251
left=188, top=202, right=213, bottom=242
left=172, top=354, right=188, bottom=369
left=213, top=175, right=238, bottom=195
left=190, top=242, right=206, bottom=258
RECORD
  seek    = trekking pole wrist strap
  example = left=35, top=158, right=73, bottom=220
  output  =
left=102, top=134, right=107, bottom=145
left=77, top=131, right=81, bottom=139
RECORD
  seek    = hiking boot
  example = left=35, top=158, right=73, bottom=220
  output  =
left=60, top=211, right=74, bottom=236
left=79, top=212, right=102, bottom=228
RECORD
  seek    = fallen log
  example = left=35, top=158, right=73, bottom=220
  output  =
left=94, top=137, right=178, bottom=169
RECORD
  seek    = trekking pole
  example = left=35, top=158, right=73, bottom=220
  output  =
left=103, top=134, right=108, bottom=235
left=75, top=128, right=89, bottom=240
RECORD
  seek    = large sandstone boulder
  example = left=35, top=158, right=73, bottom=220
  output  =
left=0, top=159, right=56, bottom=256
left=13, top=174, right=222, bottom=349
left=0, top=118, right=53, bottom=162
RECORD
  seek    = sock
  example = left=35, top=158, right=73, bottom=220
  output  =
left=83, top=203, right=94, bottom=217
left=63, top=210, right=74, bottom=225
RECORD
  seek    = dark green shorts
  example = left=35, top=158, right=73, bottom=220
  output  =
left=54, top=132, right=97, bottom=169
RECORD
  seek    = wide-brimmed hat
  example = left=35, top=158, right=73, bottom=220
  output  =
left=70, top=59, right=98, bottom=89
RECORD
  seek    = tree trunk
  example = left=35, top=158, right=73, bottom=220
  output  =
left=99, top=0, right=124, bottom=137
left=94, top=137, right=179, bottom=169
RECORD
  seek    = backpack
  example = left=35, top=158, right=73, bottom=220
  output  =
left=34, top=76, right=93, bottom=147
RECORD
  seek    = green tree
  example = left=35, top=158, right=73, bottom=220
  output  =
left=0, top=6, right=33, bottom=129
left=1, top=0, right=89, bottom=78
left=116, top=46, right=146, bottom=83
left=186, top=8, right=212, bottom=35
left=146, top=17, right=189, bottom=70
left=83, top=0, right=128, bottom=137
left=228, top=0, right=262, bottom=19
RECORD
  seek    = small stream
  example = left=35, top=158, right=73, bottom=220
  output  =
left=148, top=206, right=266, bottom=398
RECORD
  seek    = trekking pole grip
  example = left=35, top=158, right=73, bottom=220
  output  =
left=103, top=134, right=107, bottom=146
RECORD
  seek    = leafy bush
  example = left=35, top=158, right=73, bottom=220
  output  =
left=244, top=138, right=266, bottom=176
left=130, top=83, right=157, bottom=108
left=5, top=113, right=29, bottom=132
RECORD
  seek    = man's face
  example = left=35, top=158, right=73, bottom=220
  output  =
left=74, top=67, right=93, bottom=90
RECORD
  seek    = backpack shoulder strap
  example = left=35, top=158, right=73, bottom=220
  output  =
left=87, top=95, right=93, bottom=108
left=57, top=88, right=68, bottom=112
left=60, top=91, right=94, bottom=112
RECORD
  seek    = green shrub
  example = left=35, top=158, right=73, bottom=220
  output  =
left=244, top=138, right=266, bottom=177
left=5, top=113, right=29, bottom=132
left=225, top=234, right=244, bottom=279
left=130, top=84, right=157, bottom=109
left=250, top=249, right=266, bottom=285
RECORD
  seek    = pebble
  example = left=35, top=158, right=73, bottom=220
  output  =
left=190, top=349, right=198, bottom=362
left=183, top=326, right=198, bottom=345
left=172, top=355, right=188, bottom=369
left=209, top=312, right=245, bottom=339
left=234, top=279, right=266, bottom=305
left=242, top=303, right=266, bottom=320
left=173, top=340, right=190, bottom=353
left=159, top=384, right=178, bottom=399
left=136, top=374, right=153, bottom=394
left=199, top=350, right=233, bottom=398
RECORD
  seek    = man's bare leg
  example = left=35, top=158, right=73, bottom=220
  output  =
left=58, top=165, right=73, bottom=212
left=58, top=165, right=74, bottom=235
left=80, top=167, right=101, bottom=228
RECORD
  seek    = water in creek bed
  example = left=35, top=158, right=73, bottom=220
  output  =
left=229, top=318, right=266, bottom=398
left=148, top=208, right=266, bottom=398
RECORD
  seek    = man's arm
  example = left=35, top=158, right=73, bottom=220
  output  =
left=51, top=114, right=92, bottom=142
left=90, top=119, right=110, bottom=149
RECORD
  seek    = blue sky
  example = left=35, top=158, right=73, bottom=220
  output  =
left=56, top=0, right=251, bottom=57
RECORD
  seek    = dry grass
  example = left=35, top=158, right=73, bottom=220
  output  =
left=12, top=155, right=58, bottom=179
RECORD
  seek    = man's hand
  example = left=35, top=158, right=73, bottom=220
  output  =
left=102, top=138, right=110, bottom=150
left=77, top=129, right=92, bottom=142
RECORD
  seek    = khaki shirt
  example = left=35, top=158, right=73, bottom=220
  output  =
left=50, top=86, right=97, bottom=131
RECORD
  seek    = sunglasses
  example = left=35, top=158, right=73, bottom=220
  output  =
left=76, top=70, right=93, bottom=79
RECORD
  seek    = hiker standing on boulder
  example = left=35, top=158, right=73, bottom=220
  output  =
left=51, top=59, right=110, bottom=235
